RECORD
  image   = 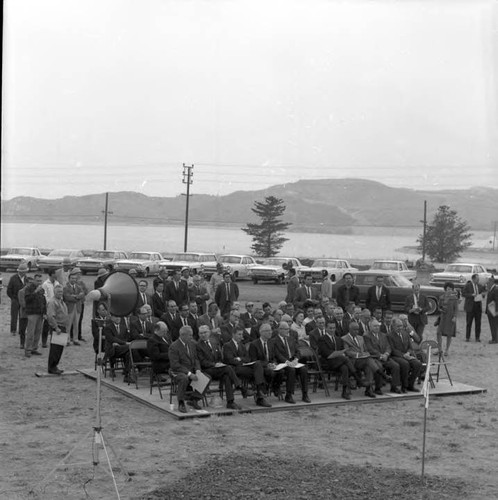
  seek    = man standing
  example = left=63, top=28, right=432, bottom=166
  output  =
left=168, top=326, right=203, bottom=413
left=462, top=274, right=486, bottom=342
left=24, top=274, right=47, bottom=357
left=7, top=262, right=28, bottom=336
left=404, top=283, right=429, bottom=339
left=55, top=257, right=72, bottom=287
left=46, top=285, right=69, bottom=375
left=165, top=270, right=189, bottom=307
left=17, top=277, right=33, bottom=349
left=188, top=274, right=209, bottom=315
left=135, top=280, right=152, bottom=315
left=285, top=268, right=300, bottom=305
left=74, top=268, right=88, bottom=342
left=63, top=268, right=85, bottom=346
left=215, top=272, right=239, bottom=317
left=320, top=270, right=333, bottom=301
left=41, top=269, right=60, bottom=348
left=336, top=273, right=360, bottom=312
left=209, top=263, right=225, bottom=301
left=486, top=276, right=498, bottom=344
left=294, top=274, right=319, bottom=310
left=365, top=275, right=391, bottom=314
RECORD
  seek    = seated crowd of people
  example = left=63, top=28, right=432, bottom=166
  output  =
left=94, top=269, right=426, bottom=413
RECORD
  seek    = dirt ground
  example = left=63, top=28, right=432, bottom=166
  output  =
left=1, top=273, right=497, bottom=500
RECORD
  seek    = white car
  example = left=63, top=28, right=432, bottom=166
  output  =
left=75, top=250, right=129, bottom=274
left=430, top=263, right=493, bottom=290
left=217, top=254, right=258, bottom=281
left=162, top=252, right=219, bottom=278
left=370, top=260, right=417, bottom=281
left=38, top=249, right=86, bottom=272
left=303, top=258, right=358, bottom=282
left=114, top=251, right=164, bottom=277
left=249, top=257, right=310, bottom=284
left=0, top=247, right=43, bottom=271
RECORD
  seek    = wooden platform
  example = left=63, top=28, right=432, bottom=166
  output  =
left=78, top=369, right=486, bottom=420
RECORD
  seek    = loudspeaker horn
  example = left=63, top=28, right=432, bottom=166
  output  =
left=86, top=271, right=139, bottom=317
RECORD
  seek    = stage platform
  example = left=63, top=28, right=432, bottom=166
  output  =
left=78, top=369, right=486, bottom=420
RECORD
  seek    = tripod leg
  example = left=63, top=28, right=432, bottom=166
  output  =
left=99, top=430, right=131, bottom=481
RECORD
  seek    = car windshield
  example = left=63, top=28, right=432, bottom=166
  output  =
left=220, top=256, right=241, bottom=264
left=389, top=275, right=413, bottom=287
left=260, top=258, right=287, bottom=266
left=172, top=254, right=199, bottom=262
left=129, top=253, right=152, bottom=260
left=312, top=260, right=338, bottom=267
left=9, top=248, right=31, bottom=255
left=94, top=251, right=116, bottom=258
left=444, top=265, right=473, bottom=273
left=48, top=250, right=73, bottom=257
left=372, top=262, right=398, bottom=270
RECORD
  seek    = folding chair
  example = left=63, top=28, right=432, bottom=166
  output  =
left=150, top=368, right=170, bottom=399
left=298, top=343, right=330, bottom=397
left=128, top=339, right=152, bottom=389
left=168, top=369, right=210, bottom=407
left=420, top=340, right=453, bottom=388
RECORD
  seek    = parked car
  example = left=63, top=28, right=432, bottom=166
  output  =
left=333, top=271, right=444, bottom=315
left=216, top=254, right=258, bottom=281
left=248, top=257, right=310, bottom=284
left=370, top=260, right=417, bottom=281
left=75, top=250, right=129, bottom=274
left=114, top=251, right=164, bottom=277
left=0, top=247, right=43, bottom=271
left=429, top=263, right=493, bottom=290
left=303, top=258, right=358, bottom=282
left=163, top=252, right=219, bottom=277
left=38, top=249, right=86, bottom=272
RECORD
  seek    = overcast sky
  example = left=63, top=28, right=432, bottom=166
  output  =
left=2, top=0, right=497, bottom=200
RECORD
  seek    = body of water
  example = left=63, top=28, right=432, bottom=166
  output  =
left=0, top=222, right=495, bottom=263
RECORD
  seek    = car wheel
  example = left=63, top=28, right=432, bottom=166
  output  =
left=252, top=277, right=259, bottom=284
left=426, top=297, right=438, bottom=315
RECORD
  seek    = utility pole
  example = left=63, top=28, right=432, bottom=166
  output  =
left=182, top=164, right=194, bottom=252
left=422, top=200, right=427, bottom=261
left=101, top=192, right=113, bottom=250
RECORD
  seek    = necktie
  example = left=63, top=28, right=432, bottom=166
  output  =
left=211, top=318, right=216, bottom=329
left=263, top=341, right=268, bottom=361
left=142, top=321, right=146, bottom=333
left=142, top=293, right=146, bottom=304
left=307, top=287, right=311, bottom=299
left=377, top=287, right=381, bottom=300
left=474, top=283, right=478, bottom=296
left=206, top=340, right=213, bottom=352
left=186, top=343, right=191, bottom=358
left=354, top=337, right=359, bottom=347
left=284, top=338, right=291, bottom=359
left=226, top=284, right=230, bottom=298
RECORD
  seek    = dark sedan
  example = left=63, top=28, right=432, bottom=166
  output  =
left=332, top=271, right=445, bottom=315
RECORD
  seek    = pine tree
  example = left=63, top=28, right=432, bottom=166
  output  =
left=242, top=196, right=292, bottom=257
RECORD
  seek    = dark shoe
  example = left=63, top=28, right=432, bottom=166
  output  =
left=226, top=401, right=242, bottom=410
left=187, top=399, right=202, bottom=410
left=178, top=402, right=187, bottom=414
left=123, top=375, right=132, bottom=384
left=48, top=370, right=61, bottom=375
left=79, top=338, right=87, bottom=342
left=72, top=340, right=81, bottom=346
left=391, top=386, right=402, bottom=394
left=364, top=388, right=376, bottom=398
left=401, top=387, right=407, bottom=394
left=407, top=387, right=419, bottom=393
left=284, top=394, right=296, bottom=404
left=31, top=350, right=42, bottom=356
left=256, top=397, right=272, bottom=408
left=476, top=339, right=480, bottom=342
left=42, top=344, right=48, bottom=348
left=374, top=388, right=383, bottom=396
left=57, top=369, right=64, bottom=374
left=341, top=390, right=352, bottom=400
left=489, top=340, right=497, bottom=344
left=240, top=387, right=253, bottom=398
left=381, top=372, right=392, bottom=382
left=302, top=393, right=311, bottom=403
left=272, top=388, right=282, bottom=398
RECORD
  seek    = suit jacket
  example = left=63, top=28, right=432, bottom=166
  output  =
left=248, top=337, right=275, bottom=367
left=334, top=318, right=349, bottom=337
left=387, top=330, right=414, bottom=357
left=220, top=321, right=237, bottom=344
left=7, top=274, right=26, bottom=301
left=308, top=327, right=326, bottom=351
left=380, top=322, right=394, bottom=335
left=160, top=312, right=179, bottom=335
left=222, top=339, right=251, bottom=365
left=486, top=284, right=498, bottom=315
left=196, top=339, right=224, bottom=369
left=285, top=275, right=300, bottom=303
left=168, top=339, right=200, bottom=374
left=62, top=282, right=84, bottom=314
left=240, top=312, right=258, bottom=329
left=197, top=313, right=222, bottom=331
left=358, top=320, right=370, bottom=336
left=151, top=292, right=167, bottom=318
left=363, top=331, right=392, bottom=359
left=305, top=319, right=317, bottom=334
left=336, top=285, right=360, bottom=311
left=135, top=292, right=153, bottom=314
left=341, top=333, right=370, bottom=359
left=129, top=317, right=154, bottom=340
left=293, top=285, right=319, bottom=310
left=462, top=281, right=485, bottom=313
left=365, top=285, right=391, bottom=312
left=171, top=315, right=198, bottom=341
left=215, top=282, right=239, bottom=313
left=103, top=321, right=130, bottom=356
left=317, top=333, right=345, bottom=360
left=404, top=293, right=429, bottom=325
left=55, top=268, right=71, bottom=287
left=188, top=283, right=209, bottom=315
left=147, top=334, right=171, bottom=371
left=269, top=335, right=299, bottom=363
left=165, top=280, right=189, bottom=307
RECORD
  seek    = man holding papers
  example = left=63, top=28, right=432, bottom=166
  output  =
left=46, top=285, right=69, bottom=375
left=269, top=322, right=310, bottom=404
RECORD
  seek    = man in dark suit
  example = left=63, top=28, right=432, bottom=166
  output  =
left=365, top=275, right=391, bottom=314
left=333, top=307, right=349, bottom=337
left=293, top=274, right=319, bottom=310
left=165, top=270, right=189, bottom=307
left=172, top=303, right=199, bottom=341
left=151, top=282, right=167, bottom=319
left=147, top=321, right=171, bottom=378
left=7, top=262, right=28, bottom=336
left=215, top=272, right=240, bottom=317
left=130, top=306, right=154, bottom=339
left=103, top=314, right=132, bottom=382
left=160, top=300, right=179, bottom=339
left=196, top=325, right=243, bottom=410
left=363, top=319, right=403, bottom=394
left=135, top=280, right=153, bottom=316
left=380, top=310, right=394, bottom=335
left=240, top=302, right=258, bottom=329
left=387, top=319, right=421, bottom=392
left=317, top=321, right=362, bottom=400
left=486, top=276, right=498, bottom=344
left=308, top=315, right=327, bottom=351
left=188, top=274, right=209, bottom=315
left=462, top=274, right=486, bottom=342
left=404, top=283, right=429, bottom=339
left=220, top=310, right=241, bottom=344
left=269, top=322, right=310, bottom=404
left=168, top=326, right=203, bottom=413
left=222, top=328, right=271, bottom=407
left=357, top=309, right=371, bottom=336
left=336, top=273, right=360, bottom=312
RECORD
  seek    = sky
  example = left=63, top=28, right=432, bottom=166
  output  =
left=2, top=0, right=497, bottom=200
